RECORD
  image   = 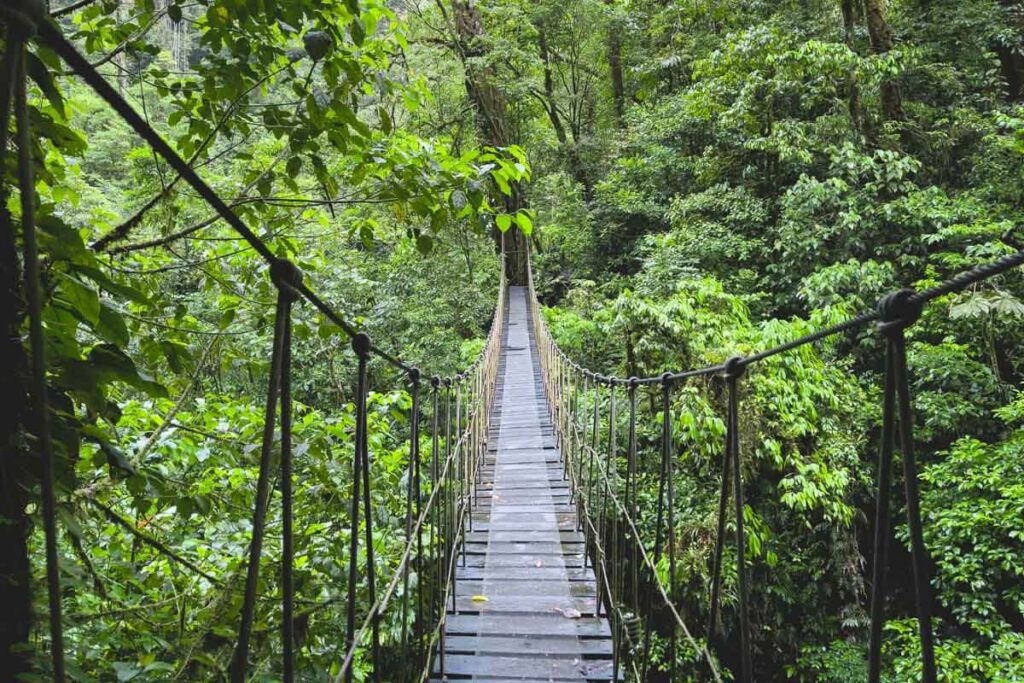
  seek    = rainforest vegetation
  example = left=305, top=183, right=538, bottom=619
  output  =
left=2, top=0, right=1024, bottom=680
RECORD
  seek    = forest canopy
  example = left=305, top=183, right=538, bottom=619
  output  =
left=2, top=0, right=1024, bottom=681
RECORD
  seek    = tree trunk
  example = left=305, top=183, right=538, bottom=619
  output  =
left=997, top=0, right=1024, bottom=100
left=450, top=0, right=529, bottom=283
left=537, top=28, right=569, bottom=146
left=841, top=0, right=867, bottom=135
left=863, top=0, right=904, bottom=123
left=535, top=25, right=593, bottom=202
left=0, top=142, right=32, bottom=679
left=607, top=14, right=625, bottom=123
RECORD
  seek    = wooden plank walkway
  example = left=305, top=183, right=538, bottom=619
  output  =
left=434, top=286, right=617, bottom=681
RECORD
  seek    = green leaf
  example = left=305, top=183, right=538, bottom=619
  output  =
left=96, top=302, right=130, bottom=346
left=58, top=274, right=101, bottom=326
left=416, top=234, right=434, bottom=254
left=78, top=266, right=152, bottom=305
left=85, top=428, right=136, bottom=477
left=350, top=18, right=366, bottom=46
left=74, top=344, right=168, bottom=398
left=514, top=211, right=533, bottom=234
left=26, top=51, right=64, bottom=113
left=496, top=214, right=512, bottom=232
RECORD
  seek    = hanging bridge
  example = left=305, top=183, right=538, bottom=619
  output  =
left=6, top=5, right=1024, bottom=682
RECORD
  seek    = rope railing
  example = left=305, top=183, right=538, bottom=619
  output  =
left=527, top=227, right=1024, bottom=680
left=1, top=4, right=504, bottom=681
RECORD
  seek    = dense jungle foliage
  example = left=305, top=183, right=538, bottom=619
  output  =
left=2, top=0, right=1024, bottom=680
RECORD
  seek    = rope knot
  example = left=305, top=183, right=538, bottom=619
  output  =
left=270, top=258, right=303, bottom=301
left=661, top=372, right=674, bottom=387
left=350, top=332, right=371, bottom=358
left=877, top=288, right=922, bottom=335
left=722, top=355, right=746, bottom=380
left=431, top=376, right=441, bottom=389
left=628, top=377, right=639, bottom=390
left=443, top=377, right=452, bottom=388
left=408, top=367, right=421, bottom=383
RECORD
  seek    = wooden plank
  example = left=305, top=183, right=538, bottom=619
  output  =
left=445, top=613, right=611, bottom=637
left=435, top=654, right=616, bottom=680
left=452, top=594, right=597, bottom=614
left=456, top=579, right=596, bottom=598
left=444, top=635, right=612, bottom=656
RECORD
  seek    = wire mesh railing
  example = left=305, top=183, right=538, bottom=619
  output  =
left=1, top=5, right=503, bottom=681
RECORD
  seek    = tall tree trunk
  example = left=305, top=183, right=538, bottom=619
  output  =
left=863, top=0, right=904, bottom=124
left=606, top=4, right=625, bottom=124
left=997, top=0, right=1024, bottom=100
left=536, top=28, right=568, bottom=146
left=450, top=0, right=529, bottom=283
left=842, top=0, right=867, bottom=135
left=0, top=138, right=32, bottom=680
left=535, top=26, right=593, bottom=202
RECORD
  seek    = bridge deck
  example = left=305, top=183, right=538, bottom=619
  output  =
left=435, top=286, right=617, bottom=681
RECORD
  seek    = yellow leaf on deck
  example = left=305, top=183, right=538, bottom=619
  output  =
left=471, top=595, right=489, bottom=602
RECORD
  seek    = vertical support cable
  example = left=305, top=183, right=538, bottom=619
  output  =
left=593, top=378, right=608, bottom=617
left=444, top=379, right=455, bottom=612
left=707, top=390, right=731, bottom=641
left=643, top=374, right=674, bottom=680
left=403, top=369, right=421, bottom=652
left=456, top=379, right=466, bottom=550
left=725, top=359, right=752, bottom=683
left=429, top=377, right=441, bottom=656
left=468, top=373, right=476, bottom=530
left=665, top=378, right=678, bottom=683
left=869, top=290, right=936, bottom=683
left=232, top=259, right=297, bottom=683
left=867, top=337, right=897, bottom=683
left=627, top=379, right=639, bottom=617
left=583, top=377, right=599, bottom=567
left=277, top=262, right=301, bottom=683
left=351, top=333, right=379, bottom=680
left=706, top=357, right=752, bottom=682
left=9, top=24, right=65, bottom=682
left=343, top=333, right=368, bottom=683
left=607, top=381, right=620, bottom=683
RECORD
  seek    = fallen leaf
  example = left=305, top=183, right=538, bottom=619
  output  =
left=534, top=559, right=543, bottom=568
left=555, top=607, right=582, bottom=619
left=471, top=595, right=489, bottom=602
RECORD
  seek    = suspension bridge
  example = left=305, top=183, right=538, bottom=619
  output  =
left=5, top=4, right=1024, bottom=682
